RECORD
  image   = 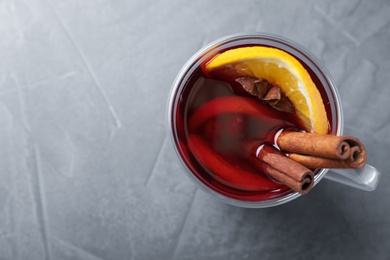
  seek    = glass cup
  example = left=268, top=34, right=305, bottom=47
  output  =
left=167, top=33, right=380, bottom=208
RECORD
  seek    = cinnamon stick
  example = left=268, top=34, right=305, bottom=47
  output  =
left=287, top=154, right=355, bottom=169
left=277, top=131, right=367, bottom=169
left=277, top=131, right=352, bottom=159
left=241, top=142, right=314, bottom=194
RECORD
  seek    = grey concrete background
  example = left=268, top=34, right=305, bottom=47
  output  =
left=1, top=0, right=389, bottom=259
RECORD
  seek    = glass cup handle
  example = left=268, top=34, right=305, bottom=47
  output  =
left=323, top=164, right=381, bottom=191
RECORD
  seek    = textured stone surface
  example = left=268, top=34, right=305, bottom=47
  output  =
left=1, top=0, right=389, bottom=259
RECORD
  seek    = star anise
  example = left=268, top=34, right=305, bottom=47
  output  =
left=236, top=77, right=294, bottom=113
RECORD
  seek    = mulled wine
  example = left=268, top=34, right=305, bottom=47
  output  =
left=169, top=37, right=335, bottom=203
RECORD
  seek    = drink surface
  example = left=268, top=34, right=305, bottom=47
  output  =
left=173, top=44, right=332, bottom=201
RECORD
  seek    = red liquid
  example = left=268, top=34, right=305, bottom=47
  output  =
left=173, top=45, right=333, bottom=202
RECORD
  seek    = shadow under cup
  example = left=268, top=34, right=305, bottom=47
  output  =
left=168, top=33, right=343, bottom=208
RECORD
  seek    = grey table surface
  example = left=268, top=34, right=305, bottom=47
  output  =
left=1, top=0, right=390, bottom=259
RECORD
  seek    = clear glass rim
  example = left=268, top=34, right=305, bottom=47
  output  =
left=167, top=32, right=344, bottom=208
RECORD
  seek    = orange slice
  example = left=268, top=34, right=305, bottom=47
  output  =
left=205, top=46, right=328, bottom=134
